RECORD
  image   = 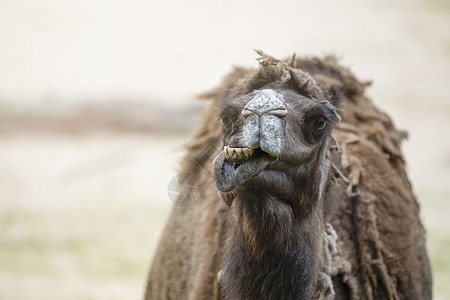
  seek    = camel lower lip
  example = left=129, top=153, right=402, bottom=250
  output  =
left=213, top=149, right=274, bottom=192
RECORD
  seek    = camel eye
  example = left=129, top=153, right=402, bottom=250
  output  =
left=303, top=114, right=329, bottom=144
left=316, top=117, right=327, bottom=131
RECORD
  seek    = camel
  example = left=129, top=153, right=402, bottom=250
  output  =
left=145, top=51, right=432, bottom=299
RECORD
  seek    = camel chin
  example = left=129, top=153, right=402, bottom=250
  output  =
left=213, top=146, right=275, bottom=193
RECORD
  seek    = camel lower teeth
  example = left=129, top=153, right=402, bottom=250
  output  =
left=224, top=146, right=255, bottom=159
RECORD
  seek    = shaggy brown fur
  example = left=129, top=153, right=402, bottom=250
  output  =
left=145, top=52, right=432, bottom=300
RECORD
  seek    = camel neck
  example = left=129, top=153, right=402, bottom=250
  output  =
left=219, top=195, right=324, bottom=300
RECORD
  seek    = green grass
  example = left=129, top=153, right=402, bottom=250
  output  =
left=0, top=198, right=171, bottom=299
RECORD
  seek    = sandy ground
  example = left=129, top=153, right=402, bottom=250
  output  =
left=0, top=132, right=187, bottom=300
left=0, top=0, right=450, bottom=299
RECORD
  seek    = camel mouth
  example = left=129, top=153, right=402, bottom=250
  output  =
left=223, top=146, right=256, bottom=160
left=213, top=146, right=275, bottom=192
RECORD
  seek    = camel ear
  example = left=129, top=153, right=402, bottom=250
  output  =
left=325, top=85, right=342, bottom=108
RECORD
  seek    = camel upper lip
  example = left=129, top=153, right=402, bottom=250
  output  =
left=213, top=147, right=275, bottom=192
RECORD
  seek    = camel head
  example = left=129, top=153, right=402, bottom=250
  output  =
left=213, top=51, right=341, bottom=216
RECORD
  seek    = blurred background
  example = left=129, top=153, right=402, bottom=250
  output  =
left=0, top=0, right=449, bottom=299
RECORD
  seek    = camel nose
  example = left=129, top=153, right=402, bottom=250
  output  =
left=241, top=89, right=287, bottom=156
left=241, top=89, right=287, bottom=117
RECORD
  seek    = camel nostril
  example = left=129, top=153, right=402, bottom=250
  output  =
left=242, top=89, right=287, bottom=118
left=267, top=107, right=287, bottom=117
left=241, top=108, right=254, bottom=117
left=241, top=107, right=287, bottom=118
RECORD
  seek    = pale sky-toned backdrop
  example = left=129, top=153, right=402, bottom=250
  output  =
left=1, top=0, right=448, bottom=106
left=0, top=0, right=449, bottom=299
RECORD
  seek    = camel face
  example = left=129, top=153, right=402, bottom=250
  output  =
left=213, top=87, right=338, bottom=194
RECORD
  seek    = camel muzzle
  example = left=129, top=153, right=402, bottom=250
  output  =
left=241, top=89, right=287, bottom=156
